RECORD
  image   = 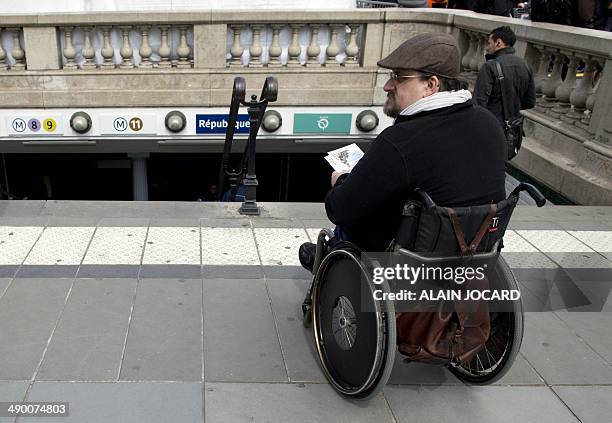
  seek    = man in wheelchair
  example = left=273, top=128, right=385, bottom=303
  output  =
left=300, top=32, right=507, bottom=266
left=299, top=33, right=546, bottom=398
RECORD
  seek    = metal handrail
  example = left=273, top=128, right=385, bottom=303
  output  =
left=217, top=76, right=278, bottom=215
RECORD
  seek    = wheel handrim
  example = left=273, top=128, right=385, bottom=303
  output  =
left=312, top=250, right=385, bottom=396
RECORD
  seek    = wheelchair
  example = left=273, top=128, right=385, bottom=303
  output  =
left=302, top=183, right=546, bottom=399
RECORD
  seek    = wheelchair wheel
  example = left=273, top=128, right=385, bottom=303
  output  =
left=311, top=248, right=395, bottom=399
left=448, top=256, right=524, bottom=384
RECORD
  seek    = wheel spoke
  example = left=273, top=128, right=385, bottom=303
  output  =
left=484, top=345, right=498, bottom=367
left=343, top=328, right=353, bottom=349
left=476, top=354, right=484, bottom=373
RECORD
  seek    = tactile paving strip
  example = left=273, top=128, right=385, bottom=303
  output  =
left=82, top=227, right=148, bottom=265
left=24, top=226, right=95, bottom=265
left=0, top=226, right=44, bottom=265
left=201, top=227, right=260, bottom=265
left=254, top=228, right=309, bottom=266
left=517, top=230, right=594, bottom=253
left=568, top=231, right=612, bottom=253
left=502, top=230, right=540, bottom=252
left=142, top=227, right=200, bottom=265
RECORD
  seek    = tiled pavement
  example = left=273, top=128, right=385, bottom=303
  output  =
left=0, top=201, right=611, bottom=422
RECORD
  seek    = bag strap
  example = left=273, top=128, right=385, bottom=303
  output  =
left=491, top=60, right=513, bottom=128
left=469, top=204, right=497, bottom=253
left=447, top=204, right=498, bottom=254
left=446, top=208, right=469, bottom=254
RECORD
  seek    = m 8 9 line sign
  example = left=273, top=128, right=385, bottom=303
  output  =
left=7, top=116, right=63, bottom=136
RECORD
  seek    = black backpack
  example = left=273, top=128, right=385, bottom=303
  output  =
left=530, top=0, right=573, bottom=25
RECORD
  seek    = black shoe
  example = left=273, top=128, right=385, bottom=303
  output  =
left=299, top=242, right=316, bottom=273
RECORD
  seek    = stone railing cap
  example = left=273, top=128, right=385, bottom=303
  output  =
left=211, top=9, right=382, bottom=23
left=1, top=11, right=212, bottom=25
left=0, top=14, right=39, bottom=25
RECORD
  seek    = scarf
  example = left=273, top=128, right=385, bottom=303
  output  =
left=400, top=89, right=472, bottom=117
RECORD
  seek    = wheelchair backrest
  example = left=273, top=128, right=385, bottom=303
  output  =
left=394, top=196, right=519, bottom=255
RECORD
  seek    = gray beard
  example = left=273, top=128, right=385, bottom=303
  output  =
left=384, top=96, right=399, bottom=118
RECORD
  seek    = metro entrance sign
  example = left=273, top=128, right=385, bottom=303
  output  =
left=100, top=114, right=157, bottom=135
left=7, top=115, right=63, bottom=136
left=293, top=113, right=352, bottom=134
left=196, top=114, right=250, bottom=134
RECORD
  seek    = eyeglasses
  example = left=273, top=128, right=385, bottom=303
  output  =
left=388, top=71, right=427, bottom=83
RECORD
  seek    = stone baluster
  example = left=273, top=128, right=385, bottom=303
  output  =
left=476, top=34, right=486, bottom=72
left=268, top=24, right=282, bottom=68
left=176, top=25, right=191, bottom=68
left=62, top=27, right=78, bottom=70
left=306, top=24, right=321, bottom=66
left=10, top=28, right=26, bottom=70
left=139, top=26, right=153, bottom=68
left=158, top=26, right=172, bottom=68
left=81, top=27, right=96, bottom=69
left=533, top=45, right=552, bottom=101
left=540, top=50, right=565, bottom=112
left=576, top=60, right=602, bottom=133
left=461, top=31, right=475, bottom=72
left=287, top=24, right=302, bottom=67
left=567, top=57, right=596, bottom=123
left=249, top=25, right=263, bottom=67
left=0, top=28, right=7, bottom=71
left=469, top=33, right=484, bottom=72
left=100, top=26, right=115, bottom=69
left=119, top=26, right=134, bottom=68
left=325, top=25, right=340, bottom=67
left=229, top=25, right=244, bottom=66
left=551, top=51, right=579, bottom=119
left=344, top=24, right=360, bottom=67
left=577, top=88, right=597, bottom=133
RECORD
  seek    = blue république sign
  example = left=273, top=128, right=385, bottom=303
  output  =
left=195, top=114, right=251, bottom=134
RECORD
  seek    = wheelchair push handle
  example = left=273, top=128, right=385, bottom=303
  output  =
left=509, top=182, right=546, bottom=207
left=414, top=188, right=436, bottom=210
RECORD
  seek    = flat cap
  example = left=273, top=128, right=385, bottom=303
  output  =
left=377, top=33, right=460, bottom=78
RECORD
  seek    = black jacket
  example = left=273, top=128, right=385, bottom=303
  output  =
left=325, top=101, right=507, bottom=251
left=473, top=48, right=536, bottom=127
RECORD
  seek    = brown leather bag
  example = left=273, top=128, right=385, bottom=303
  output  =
left=395, top=205, right=496, bottom=365
left=395, top=277, right=491, bottom=365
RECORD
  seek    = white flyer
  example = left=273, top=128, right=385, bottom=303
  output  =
left=324, top=143, right=364, bottom=172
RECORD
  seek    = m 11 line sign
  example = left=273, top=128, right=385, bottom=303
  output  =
left=99, top=114, right=157, bottom=135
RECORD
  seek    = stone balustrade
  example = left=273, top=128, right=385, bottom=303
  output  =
left=227, top=23, right=363, bottom=67
left=453, top=15, right=611, bottom=140
left=456, top=26, right=607, bottom=138
left=0, top=27, right=26, bottom=70
left=59, top=25, right=194, bottom=70
left=528, top=46, right=605, bottom=136
left=451, top=12, right=612, bottom=204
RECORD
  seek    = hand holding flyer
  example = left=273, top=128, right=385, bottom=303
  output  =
left=324, top=143, right=364, bottom=172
